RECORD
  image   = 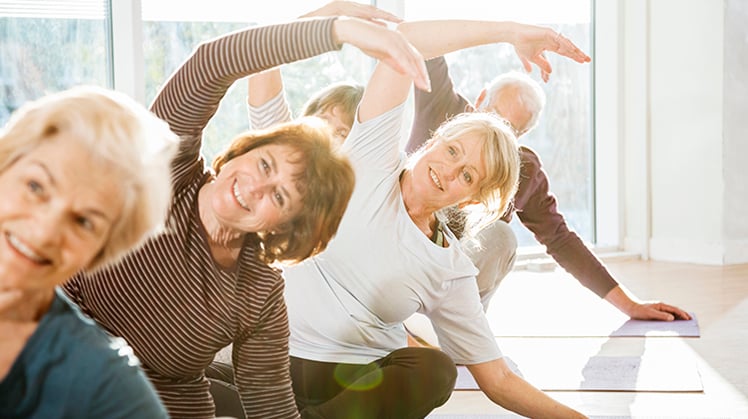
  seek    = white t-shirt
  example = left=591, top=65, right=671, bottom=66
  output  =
left=283, top=103, right=502, bottom=365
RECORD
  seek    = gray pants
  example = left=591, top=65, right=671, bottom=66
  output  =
left=404, top=220, right=517, bottom=346
left=463, top=219, right=518, bottom=311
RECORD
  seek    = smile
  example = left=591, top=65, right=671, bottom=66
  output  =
left=6, top=232, right=49, bottom=264
left=429, top=168, right=443, bottom=191
left=233, top=180, right=250, bottom=211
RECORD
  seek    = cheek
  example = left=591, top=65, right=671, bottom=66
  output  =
left=66, top=242, right=100, bottom=270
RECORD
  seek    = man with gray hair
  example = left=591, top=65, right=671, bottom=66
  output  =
left=405, top=57, right=689, bottom=346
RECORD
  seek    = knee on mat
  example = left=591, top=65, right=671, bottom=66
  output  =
left=483, top=221, right=518, bottom=255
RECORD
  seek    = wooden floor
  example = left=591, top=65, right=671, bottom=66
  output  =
left=427, top=260, right=748, bottom=418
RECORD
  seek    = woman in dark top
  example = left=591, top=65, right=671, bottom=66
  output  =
left=0, top=86, right=177, bottom=418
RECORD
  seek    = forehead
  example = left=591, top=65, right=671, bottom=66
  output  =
left=442, top=132, right=486, bottom=168
left=316, top=106, right=351, bottom=127
left=15, top=136, right=124, bottom=216
left=257, top=142, right=307, bottom=191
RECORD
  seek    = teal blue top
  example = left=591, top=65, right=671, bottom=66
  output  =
left=0, top=288, right=167, bottom=419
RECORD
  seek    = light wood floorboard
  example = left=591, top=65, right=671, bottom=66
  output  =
left=428, top=260, right=748, bottom=418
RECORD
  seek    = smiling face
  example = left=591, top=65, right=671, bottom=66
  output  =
left=407, top=132, right=488, bottom=211
left=0, top=135, right=123, bottom=292
left=208, top=143, right=305, bottom=233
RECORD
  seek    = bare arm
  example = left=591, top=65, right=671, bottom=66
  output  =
left=467, top=359, right=587, bottom=418
left=247, top=69, right=283, bottom=109
left=246, top=1, right=404, bottom=114
left=359, top=19, right=590, bottom=123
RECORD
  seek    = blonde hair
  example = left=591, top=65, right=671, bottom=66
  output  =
left=0, top=85, right=178, bottom=271
left=212, top=116, right=354, bottom=264
left=413, top=112, right=520, bottom=230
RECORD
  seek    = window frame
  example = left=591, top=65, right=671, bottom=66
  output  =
left=108, top=0, right=621, bottom=257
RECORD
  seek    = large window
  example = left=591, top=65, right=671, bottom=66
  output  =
left=0, top=0, right=111, bottom=124
left=1, top=0, right=595, bottom=250
left=141, top=0, right=370, bottom=162
left=405, top=0, right=594, bottom=248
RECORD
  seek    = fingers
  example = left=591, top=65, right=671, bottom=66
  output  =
left=531, top=53, right=553, bottom=80
left=307, top=1, right=402, bottom=25
left=518, top=56, right=533, bottom=74
left=657, top=303, right=692, bottom=320
left=555, top=33, right=591, bottom=63
left=385, top=39, right=430, bottom=91
left=356, top=3, right=402, bottom=24
left=635, top=302, right=691, bottom=321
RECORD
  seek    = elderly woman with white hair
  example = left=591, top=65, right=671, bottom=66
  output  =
left=0, top=86, right=178, bottom=418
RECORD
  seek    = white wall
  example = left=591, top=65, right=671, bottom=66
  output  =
left=616, top=0, right=747, bottom=264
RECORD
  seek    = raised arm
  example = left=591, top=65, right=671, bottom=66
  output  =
left=359, top=19, right=590, bottom=123
left=246, top=1, right=405, bottom=129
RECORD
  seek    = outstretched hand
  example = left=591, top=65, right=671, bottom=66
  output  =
left=511, top=24, right=591, bottom=82
left=333, top=17, right=430, bottom=91
left=302, top=0, right=402, bottom=26
left=627, top=301, right=692, bottom=321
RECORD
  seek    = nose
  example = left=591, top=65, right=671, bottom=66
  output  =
left=30, top=207, right=64, bottom=247
left=444, top=164, right=460, bottom=182
left=248, top=181, right=273, bottom=198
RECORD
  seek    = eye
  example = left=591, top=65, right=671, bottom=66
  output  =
left=447, top=146, right=457, bottom=157
left=274, top=190, right=285, bottom=207
left=260, top=158, right=270, bottom=174
left=75, top=215, right=95, bottom=232
left=335, top=129, right=348, bottom=141
left=462, top=169, right=473, bottom=185
left=27, top=179, right=44, bottom=195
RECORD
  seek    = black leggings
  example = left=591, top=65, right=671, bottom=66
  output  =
left=205, top=347, right=456, bottom=419
left=205, top=361, right=245, bottom=419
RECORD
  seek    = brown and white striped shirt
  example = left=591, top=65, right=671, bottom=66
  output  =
left=63, top=17, right=341, bottom=419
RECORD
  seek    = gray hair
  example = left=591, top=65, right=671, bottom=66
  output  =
left=479, top=71, right=546, bottom=135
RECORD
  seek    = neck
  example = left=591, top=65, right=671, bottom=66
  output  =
left=400, top=169, right=438, bottom=237
left=198, top=183, right=245, bottom=249
left=0, top=289, right=54, bottom=322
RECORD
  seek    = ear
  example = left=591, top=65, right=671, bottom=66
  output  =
left=474, top=89, right=488, bottom=110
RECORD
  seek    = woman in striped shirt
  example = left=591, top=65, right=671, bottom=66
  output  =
left=62, top=16, right=429, bottom=419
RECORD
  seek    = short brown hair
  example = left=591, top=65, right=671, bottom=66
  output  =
left=301, top=82, right=364, bottom=129
left=212, top=117, right=354, bottom=264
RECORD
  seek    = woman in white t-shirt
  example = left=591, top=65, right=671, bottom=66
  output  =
left=283, top=18, right=591, bottom=419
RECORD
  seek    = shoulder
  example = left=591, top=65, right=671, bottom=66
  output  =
left=519, top=145, right=546, bottom=178
left=55, top=293, right=141, bottom=369
left=237, top=242, right=284, bottom=291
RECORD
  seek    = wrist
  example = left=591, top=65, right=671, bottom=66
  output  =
left=331, top=16, right=349, bottom=46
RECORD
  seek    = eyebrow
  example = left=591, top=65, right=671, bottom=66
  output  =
left=32, top=160, right=55, bottom=187
left=266, top=151, right=292, bottom=208
left=31, top=159, right=114, bottom=223
left=454, top=140, right=466, bottom=156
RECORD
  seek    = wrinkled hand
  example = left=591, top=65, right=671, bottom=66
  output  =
left=511, top=24, right=591, bottom=82
left=333, top=17, right=430, bottom=91
left=302, top=1, right=402, bottom=26
left=627, top=301, right=691, bottom=321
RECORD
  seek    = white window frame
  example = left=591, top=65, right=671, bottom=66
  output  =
left=108, top=0, right=625, bottom=259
